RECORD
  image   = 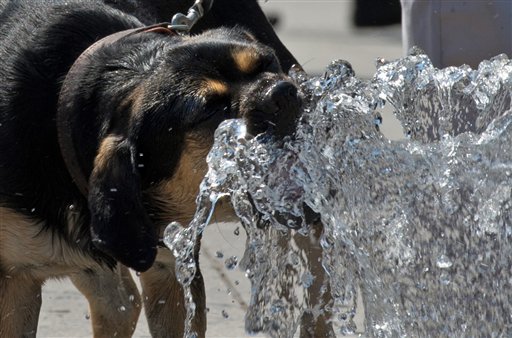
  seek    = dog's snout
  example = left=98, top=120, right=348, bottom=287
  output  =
left=268, top=81, right=298, bottom=108
left=256, top=80, right=301, bottom=137
left=241, top=77, right=302, bottom=138
left=266, top=80, right=301, bottom=137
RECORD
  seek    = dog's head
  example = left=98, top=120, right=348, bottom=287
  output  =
left=58, top=27, right=302, bottom=271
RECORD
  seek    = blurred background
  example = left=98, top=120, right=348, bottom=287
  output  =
left=261, top=0, right=402, bottom=78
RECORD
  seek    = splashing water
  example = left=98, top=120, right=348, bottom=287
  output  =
left=166, top=52, right=512, bottom=337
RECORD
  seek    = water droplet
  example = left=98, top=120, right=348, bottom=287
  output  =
left=215, top=250, right=224, bottom=259
left=407, top=45, right=425, bottom=56
left=340, top=319, right=357, bottom=335
left=301, top=271, right=315, bottom=288
left=439, top=272, right=451, bottom=285
left=270, top=299, right=285, bottom=314
left=289, top=252, right=300, bottom=265
left=436, top=255, right=453, bottom=269
left=224, top=256, right=238, bottom=270
left=221, top=310, right=229, bottom=319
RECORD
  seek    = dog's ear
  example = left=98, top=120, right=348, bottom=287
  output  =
left=88, top=134, right=157, bottom=272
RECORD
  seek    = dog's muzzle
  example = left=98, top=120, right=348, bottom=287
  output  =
left=241, top=76, right=302, bottom=138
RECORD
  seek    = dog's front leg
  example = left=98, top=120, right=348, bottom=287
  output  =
left=296, top=221, right=335, bottom=338
left=0, top=273, right=42, bottom=337
left=70, top=265, right=141, bottom=338
left=140, top=249, right=206, bottom=338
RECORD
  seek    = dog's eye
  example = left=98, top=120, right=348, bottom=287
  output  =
left=202, top=97, right=234, bottom=122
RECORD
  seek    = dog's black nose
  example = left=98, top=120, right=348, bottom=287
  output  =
left=243, top=79, right=302, bottom=138
left=266, top=80, right=301, bottom=137
left=240, top=74, right=302, bottom=138
left=269, top=80, right=298, bottom=105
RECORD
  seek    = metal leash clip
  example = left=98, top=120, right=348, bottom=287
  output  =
left=170, top=0, right=214, bottom=33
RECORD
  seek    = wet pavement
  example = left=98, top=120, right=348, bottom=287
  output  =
left=39, top=1, right=403, bottom=337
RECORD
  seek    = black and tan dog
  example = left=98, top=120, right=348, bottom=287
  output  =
left=0, top=1, right=302, bottom=337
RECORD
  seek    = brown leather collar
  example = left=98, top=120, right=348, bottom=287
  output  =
left=57, top=23, right=178, bottom=196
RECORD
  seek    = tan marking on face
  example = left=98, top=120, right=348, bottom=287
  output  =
left=0, top=207, right=98, bottom=280
left=119, top=85, right=146, bottom=119
left=198, top=78, right=229, bottom=97
left=149, top=134, right=211, bottom=227
left=148, top=134, right=238, bottom=232
left=232, top=48, right=260, bottom=74
left=94, top=135, right=123, bottom=171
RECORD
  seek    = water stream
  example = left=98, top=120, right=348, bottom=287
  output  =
left=165, top=52, right=512, bottom=337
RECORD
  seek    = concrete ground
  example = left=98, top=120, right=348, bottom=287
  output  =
left=39, top=1, right=403, bottom=337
